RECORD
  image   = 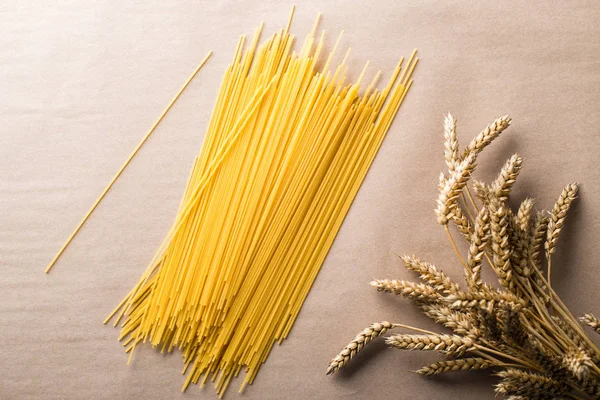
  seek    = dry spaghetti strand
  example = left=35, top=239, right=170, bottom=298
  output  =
left=107, top=10, right=417, bottom=398
left=45, top=51, right=213, bottom=273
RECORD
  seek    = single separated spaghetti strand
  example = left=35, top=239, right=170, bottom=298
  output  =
left=45, top=51, right=213, bottom=273
left=107, top=12, right=417, bottom=397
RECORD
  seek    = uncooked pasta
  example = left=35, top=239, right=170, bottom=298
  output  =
left=103, top=10, right=417, bottom=397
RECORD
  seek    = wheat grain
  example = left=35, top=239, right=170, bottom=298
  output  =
left=416, top=357, right=492, bottom=375
left=326, top=321, right=394, bottom=375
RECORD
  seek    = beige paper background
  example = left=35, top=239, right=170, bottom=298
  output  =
left=1, top=1, right=599, bottom=399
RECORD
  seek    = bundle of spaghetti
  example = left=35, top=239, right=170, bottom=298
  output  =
left=106, top=11, right=417, bottom=397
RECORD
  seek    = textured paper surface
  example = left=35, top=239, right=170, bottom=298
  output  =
left=1, top=1, right=599, bottom=399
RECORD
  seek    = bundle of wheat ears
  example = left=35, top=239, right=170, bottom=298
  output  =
left=327, top=114, right=600, bottom=399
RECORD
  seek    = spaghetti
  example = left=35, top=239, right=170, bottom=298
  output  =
left=106, top=10, right=417, bottom=397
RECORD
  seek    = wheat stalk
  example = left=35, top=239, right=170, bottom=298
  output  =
left=327, top=114, right=599, bottom=399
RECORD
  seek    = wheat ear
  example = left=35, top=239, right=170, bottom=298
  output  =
left=435, top=154, right=476, bottom=225
left=472, top=179, right=492, bottom=205
left=563, top=348, right=593, bottom=381
left=529, top=211, right=549, bottom=265
left=443, top=112, right=459, bottom=172
left=401, top=255, right=460, bottom=294
left=370, top=279, right=441, bottom=303
left=508, top=212, right=531, bottom=278
left=446, top=287, right=524, bottom=310
left=488, top=198, right=515, bottom=292
left=545, top=183, right=578, bottom=289
left=545, top=183, right=578, bottom=258
left=462, top=115, right=511, bottom=160
left=421, top=304, right=481, bottom=340
left=326, top=321, right=394, bottom=375
left=580, top=313, right=600, bottom=334
left=491, top=153, right=523, bottom=202
left=527, top=212, right=549, bottom=294
left=416, top=357, right=493, bottom=375
left=551, top=315, right=598, bottom=363
left=495, top=369, right=564, bottom=398
left=468, top=207, right=490, bottom=286
left=386, top=334, right=475, bottom=356
left=579, top=376, right=600, bottom=398
left=516, top=198, right=534, bottom=231
left=452, top=205, right=473, bottom=237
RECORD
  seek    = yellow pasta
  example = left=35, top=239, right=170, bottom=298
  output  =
left=106, top=9, right=417, bottom=397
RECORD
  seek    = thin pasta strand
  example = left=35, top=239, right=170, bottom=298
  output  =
left=105, top=12, right=417, bottom=397
left=45, top=51, right=213, bottom=273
